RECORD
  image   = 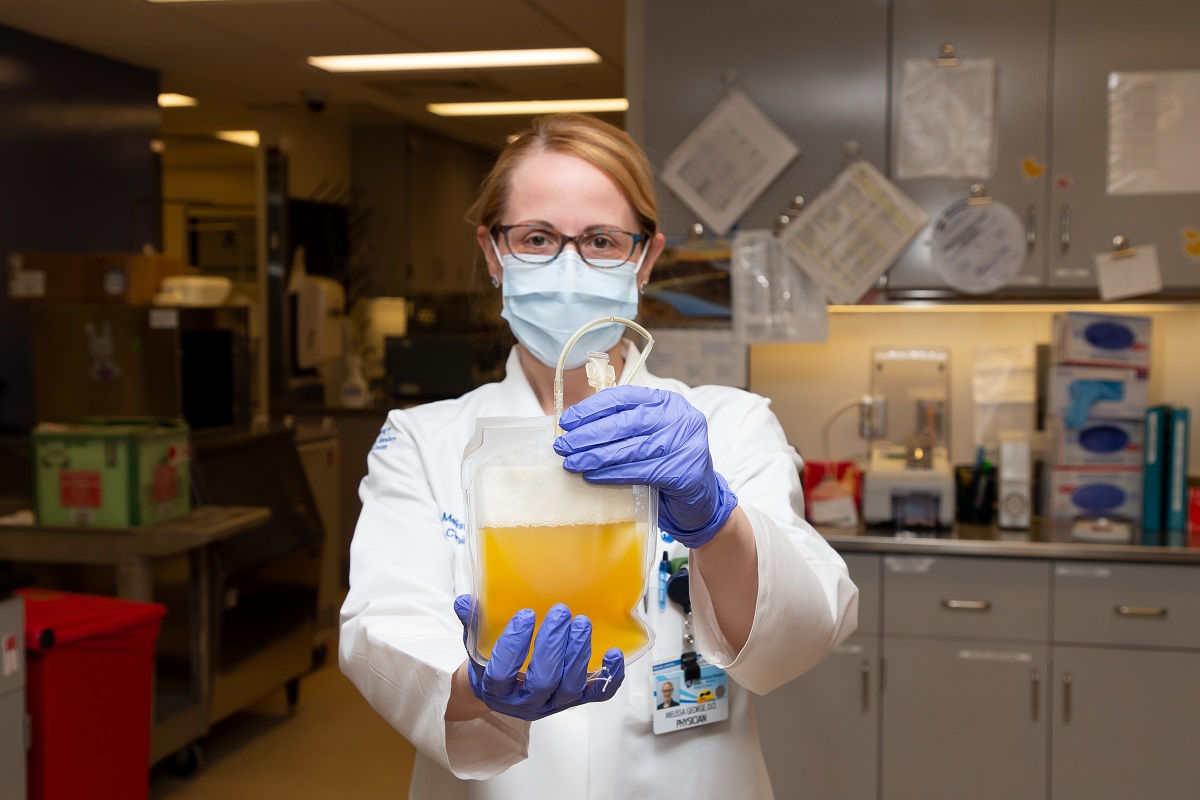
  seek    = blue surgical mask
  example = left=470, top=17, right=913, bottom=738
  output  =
left=494, top=241, right=645, bottom=370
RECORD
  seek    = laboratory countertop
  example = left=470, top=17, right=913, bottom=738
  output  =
left=0, top=505, right=272, bottom=563
left=818, top=523, right=1200, bottom=565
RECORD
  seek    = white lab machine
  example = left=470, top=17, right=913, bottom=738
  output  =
left=997, top=429, right=1033, bottom=529
left=290, top=274, right=346, bottom=370
left=861, top=348, right=956, bottom=532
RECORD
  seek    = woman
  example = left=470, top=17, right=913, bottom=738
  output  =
left=340, top=113, right=858, bottom=798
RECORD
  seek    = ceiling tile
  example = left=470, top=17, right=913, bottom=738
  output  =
left=167, top=1, right=423, bottom=58
left=336, top=0, right=593, bottom=52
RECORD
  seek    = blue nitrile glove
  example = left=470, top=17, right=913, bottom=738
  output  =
left=553, top=385, right=739, bottom=548
left=453, top=595, right=624, bottom=721
left=1066, top=380, right=1124, bottom=430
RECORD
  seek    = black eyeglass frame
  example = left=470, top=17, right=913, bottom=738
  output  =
left=491, top=223, right=648, bottom=269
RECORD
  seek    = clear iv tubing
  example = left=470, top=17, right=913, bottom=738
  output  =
left=551, top=317, right=654, bottom=687
left=553, top=317, right=655, bottom=432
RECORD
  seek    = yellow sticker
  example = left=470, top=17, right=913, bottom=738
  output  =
left=1020, top=156, right=1046, bottom=180
left=1183, top=227, right=1200, bottom=261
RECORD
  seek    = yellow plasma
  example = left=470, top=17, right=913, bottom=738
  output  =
left=477, top=521, right=649, bottom=673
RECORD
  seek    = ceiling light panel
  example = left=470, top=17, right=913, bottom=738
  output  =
left=215, top=130, right=259, bottom=147
left=157, top=93, right=198, bottom=107
left=427, top=98, right=628, bottom=116
left=309, top=48, right=600, bottom=73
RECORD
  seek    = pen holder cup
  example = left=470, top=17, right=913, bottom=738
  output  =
left=955, top=464, right=996, bottom=525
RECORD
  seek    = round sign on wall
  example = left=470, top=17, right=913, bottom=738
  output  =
left=930, top=198, right=1027, bottom=294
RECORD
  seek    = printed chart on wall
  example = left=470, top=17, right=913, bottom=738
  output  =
left=895, top=58, right=997, bottom=180
left=776, top=161, right=928, bottom=305
left=1108, top=71, right=1200, bottom=195
left=661, top=89, right=800, bottom=236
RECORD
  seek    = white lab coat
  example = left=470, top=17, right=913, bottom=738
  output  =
left=340, top=343, right=858, bottom=799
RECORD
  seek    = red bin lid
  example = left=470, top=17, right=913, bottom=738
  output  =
left=16, top=589, right=167, bottom=653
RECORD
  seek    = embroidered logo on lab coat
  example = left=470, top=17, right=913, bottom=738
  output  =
left=442, top=512, right=466, bottom=544
left=373, top=424, right=397, bottom=451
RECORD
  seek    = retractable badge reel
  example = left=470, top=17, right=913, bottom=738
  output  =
left=651, top=561, right=731, bottom=734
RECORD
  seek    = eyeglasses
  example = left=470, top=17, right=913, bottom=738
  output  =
left=493, top=224, right=645, bottom=269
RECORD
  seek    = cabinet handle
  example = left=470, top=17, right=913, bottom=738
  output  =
left=861, top=661, right=871, bottom=713
left=1031, top=670, right=1040, bottom=722
left=941, top=599, right=992, bottom=611
left=1059, top=205, right=1071, bottom=251
left=1115, top=605, right=1167, bottom=617
left=1026, top=204, right=1037, bottom=249
left=1062, top=672, right=1073, bottom=724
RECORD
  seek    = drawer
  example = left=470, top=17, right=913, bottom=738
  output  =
left=1054, top=562, right=1200, bottom=649
left=883, top=556, right=1051, bottom=641
left=843, top=553, right=881, bottom=634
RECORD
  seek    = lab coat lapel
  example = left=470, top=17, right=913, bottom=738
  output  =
left=491, top=345, right=546, bottom=417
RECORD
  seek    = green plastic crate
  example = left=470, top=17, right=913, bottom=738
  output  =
left=32, top=418, right=191, bottom=527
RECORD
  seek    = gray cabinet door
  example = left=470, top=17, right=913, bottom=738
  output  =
left=642, top=0, right=890, bottom=238
left=1051, top=647, right=1200, bottom=800
left=881, top=637, right=1048, bottom=800
left=756, top=635, right=880, bottom=800
left=296, top=431, right=342, bottom=644
left=843, top=553, right=881, bottom=635
left=887, top=0, right=1054, bottom=292
left=1048, top=0, right=1200, bottom=289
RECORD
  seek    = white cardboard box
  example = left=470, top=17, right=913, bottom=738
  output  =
left=1048, top=365, right=1148, bottom=423
left=1047, top=466, right=1143, bottom=521
left=1053, top=311, right=1152, bottom=369
left=1049, top=416, right=1145, bottom=468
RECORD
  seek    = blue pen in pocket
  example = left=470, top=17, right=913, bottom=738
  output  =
left=657, top=551, right=670, bottom=611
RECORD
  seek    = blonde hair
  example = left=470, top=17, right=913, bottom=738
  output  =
left=466, top=114, right=658, bottom=235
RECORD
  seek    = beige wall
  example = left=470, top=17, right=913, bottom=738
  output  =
left=749, top=304, right=1200, bottom=469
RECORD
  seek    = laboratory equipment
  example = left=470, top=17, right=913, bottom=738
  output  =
left=461, top=320, right=658, bottom=674
left=997, top=430, right=1033, bottom=529
left=861, top=348, right=956, bottom=531
left=290, top=272, right=346, bottom=370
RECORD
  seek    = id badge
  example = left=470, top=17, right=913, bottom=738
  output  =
left=651, top=656, right=729, bottom=734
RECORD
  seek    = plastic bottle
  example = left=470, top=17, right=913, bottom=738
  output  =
left=339, top=354, right=369, bottom=408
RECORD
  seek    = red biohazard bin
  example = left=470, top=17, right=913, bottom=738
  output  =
left=18, top=589, right=166, bottom=800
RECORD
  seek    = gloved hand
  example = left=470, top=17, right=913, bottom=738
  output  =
left=453, top=595, right=624, bottom=721
left=553, top=385, right=738, bottom=548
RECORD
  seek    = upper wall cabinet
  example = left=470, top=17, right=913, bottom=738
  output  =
left=642, top=0, right=890, bottom=239
left=887, top=0, right=1200, bottom=294
left=885, top=0, right=1053, bottom=292
left=638, top=0, right=1200, bottom=297
left=1048, top=0, right=1200, bottom=290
